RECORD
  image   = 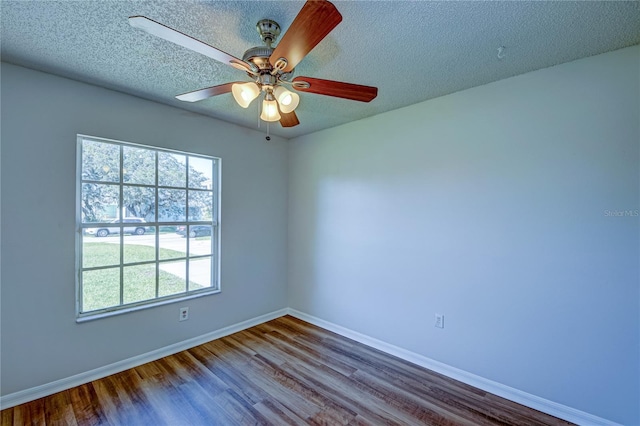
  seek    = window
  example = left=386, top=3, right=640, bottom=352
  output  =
left=76, top=135, right=220, bottom=320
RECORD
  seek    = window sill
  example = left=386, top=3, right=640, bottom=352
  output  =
left=76, top=289, right=220, bottom=323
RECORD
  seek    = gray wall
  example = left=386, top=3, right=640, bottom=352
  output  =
left=288, top=46, right=639, bottom=425
left=2, top=46, right=639, bottom=425
left=0, top=63, right=289, bottom=394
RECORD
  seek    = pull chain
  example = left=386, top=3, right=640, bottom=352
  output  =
left=258, top=96, right=271, bottom=141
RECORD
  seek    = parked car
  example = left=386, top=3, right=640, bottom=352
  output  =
left=87, top=218, right=148, bottom=237
left=176, top=225, right=212, bottom=238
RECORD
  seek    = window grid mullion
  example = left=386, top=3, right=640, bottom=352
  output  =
left=119, top=144, right=124, bottom=306
left=216, top=160, right=219, bottom=283
left=185, top=156, right=190, bottom=293
left=155, top=150, right=160, bottom=299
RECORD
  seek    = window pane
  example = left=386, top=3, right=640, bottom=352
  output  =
left=123, top=146, right=155, bottom=185
left=159, top=229, right=186, bottom=260
left=188, top=190, right=213, bottom=221
left=123, top=186, right=155, bottom=221
left=81, top=183, right=119, bottom=223
left=189, top=227, right=212, bottom=256
left=158, top=189, right=186, bottom=222
left=159, top=260, right=186, bottom=296
left=83, top=268, right=120, bottom=312
left=78, top=136, right=219, bottom=318
left=83, top=236, right=120, bottom=268
left=188, top=157, right=213, bottom=189
left=158, top=152, right=186, bottom=187
left=123, top=264, right=156, bottom=304
left=189, top=257, right=212, bottom=290
left=82, top=140, right=120, bottom=183
left=124, top=228, right=156, bottom=264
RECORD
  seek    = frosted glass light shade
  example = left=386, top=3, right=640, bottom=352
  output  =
left=260, top=98, right=281, bottom=122
left=232, top=82, right=260, bottom=108
left=273, top=86, right=299, bottom=113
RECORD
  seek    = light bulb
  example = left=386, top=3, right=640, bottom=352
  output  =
left=273, top=86, right=299, bottom=113
left=280, top=93, right=292, bottom=106
left=232, top=82, right=260, bottom=108
left=260, top=98, right=281, bottom=122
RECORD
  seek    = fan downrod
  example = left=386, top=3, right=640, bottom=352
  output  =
left=256, top=19, right=281, bottom=47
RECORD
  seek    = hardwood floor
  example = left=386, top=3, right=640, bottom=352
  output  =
left=1, top=315, right=572, bottom=425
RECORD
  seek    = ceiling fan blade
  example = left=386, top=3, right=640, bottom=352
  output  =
left=292, top=77, right=378, bottom=102
left=129, top=16, right=256, bottom=73
left=279, top=110, right=300, bottom=128
left=269, top=1, right=342, bottom=72
left=176, top=82, right=241, bottom=102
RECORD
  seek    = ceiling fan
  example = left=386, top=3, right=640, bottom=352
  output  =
left=129, top=0, right=378, bottom=129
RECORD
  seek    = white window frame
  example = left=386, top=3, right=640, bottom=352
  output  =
left=75, top=134, right=221, bottom=322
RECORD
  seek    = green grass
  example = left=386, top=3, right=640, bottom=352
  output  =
left=82, top=242, right=205, bottom=312
left=83, top=242, right=188, bottom=268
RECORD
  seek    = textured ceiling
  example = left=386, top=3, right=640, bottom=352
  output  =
left=2, top=1, right=639, bottom=139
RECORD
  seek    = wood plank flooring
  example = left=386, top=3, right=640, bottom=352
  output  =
left=1, top=315, right=573, bottom=425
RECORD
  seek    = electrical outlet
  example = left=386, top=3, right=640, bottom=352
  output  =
left=435, top=313, right=444, bottom=329
left=179, top=307, right=189, bottom=322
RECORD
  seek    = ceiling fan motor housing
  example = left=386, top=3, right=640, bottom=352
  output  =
left=242, top=46, right=273, bottom=70
left=243, top=20, right=294, bottom=82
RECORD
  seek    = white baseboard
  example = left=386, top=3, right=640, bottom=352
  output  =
left=0, top=308, right=288, bottom=410
left=0, top=307, right=622, bottom=426
left=286, top=308, right=621, bottom=426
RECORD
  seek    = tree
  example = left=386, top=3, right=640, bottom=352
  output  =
left=81, top=140, right=213, bottom=223
left=81, top=141, right=120, bottom=222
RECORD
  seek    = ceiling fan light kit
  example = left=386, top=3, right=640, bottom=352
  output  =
left=260, top=93, right=281, bottom=122
left=273, top=86, right=300, bottom=113
left=129, top=0, right=378, bottom=129
left=231, top=82, right=260, bottom=108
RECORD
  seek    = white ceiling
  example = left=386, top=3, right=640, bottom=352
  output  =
left=2, top=1, right=639, bottom=139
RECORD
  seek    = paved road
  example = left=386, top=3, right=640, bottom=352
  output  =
left=85, top=232, right=212, bottom=255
